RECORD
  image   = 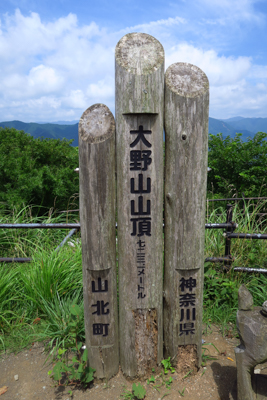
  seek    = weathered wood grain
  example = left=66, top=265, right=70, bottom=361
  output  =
left=115, top=33, right=164, bottom=378
left=164, top=63, right=209, bottom=368
left=79, top=103, right=119, bottom=379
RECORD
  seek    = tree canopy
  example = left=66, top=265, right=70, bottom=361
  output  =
left=0, top=127, right=79, bottom=213
left=1, top=127, right=266, bottom=213
left=207, top=132, right=267, bottom=198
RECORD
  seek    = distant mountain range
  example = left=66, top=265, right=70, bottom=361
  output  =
left=209, top=116, right=267, bottom=140
left=1, top=117, right=267, bottom=146
left=0, top=120, right=79, bottom=146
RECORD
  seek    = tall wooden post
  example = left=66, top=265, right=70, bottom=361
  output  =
left=79, top=103, right=119, bottom=379
left=164, top=63, right=209, bottom=370
left=115, top=33, right=164, bottom=378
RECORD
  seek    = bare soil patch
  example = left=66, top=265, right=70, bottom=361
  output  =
left=0, top=325, right=242, bottom=400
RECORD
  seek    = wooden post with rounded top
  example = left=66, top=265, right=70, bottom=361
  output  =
left=115, top=33, right=164, bottom=378
left=79, top=103, right=119, bottom=379
left=164, top=63, right=209, bottom=370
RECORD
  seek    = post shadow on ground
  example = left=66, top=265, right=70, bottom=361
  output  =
left=211, top=362, right=237, bottom=400
left=211, top=361, right=267, bottom=400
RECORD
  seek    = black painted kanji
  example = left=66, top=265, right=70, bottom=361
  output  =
left=131, top=217, right=151, bottom=237
left=179, top=322, right=195, bottom=336
left=92, top=277, right=108, bottom=293
left=92, top=300, right=110, bottom=315
left=180, top=277, right=196, bottom=292
left=130, top=125, right=152, bottom=148
left=131, top=174, right=151, bottom=194
left=93, top=323, right=109, bottom=337
left=131, top=196, right=151, bottom=216
left=130, top=150, right=152, bottom=171
left=179, top=293, right=196, bottom=307
left=180, top=308, right=196, bottom=322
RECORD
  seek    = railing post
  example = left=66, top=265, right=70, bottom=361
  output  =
left=224, top=203, right=233, bottom=270
left=79, top=103, right=119, bottom=379
left=164, top=63, right=209, bottom=370
left=115, top=33, right=164, bottom=378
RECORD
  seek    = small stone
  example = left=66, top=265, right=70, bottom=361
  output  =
left=254, top=369, right=261, bottom=374
left=14, top=375, right=19, bottom=381
left=238, top=285, right=253, bottom=310
left=42, top=386, right=46, bottom=389
left=262, top=301, right=267, bottom=316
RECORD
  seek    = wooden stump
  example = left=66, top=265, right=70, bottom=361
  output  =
left=115, top=32, right=164, bottom=378
left=79, top=103, right=119, bottom=379
left=164, top=63, right=209, bottom=369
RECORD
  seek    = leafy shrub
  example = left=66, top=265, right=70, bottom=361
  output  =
left=48, top=303, right=95, bottom=392
left=0, top=127, right=79, bottom=213
left=208, top=132, right=267, bottom=198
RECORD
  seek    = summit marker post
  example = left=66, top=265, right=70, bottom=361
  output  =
left=163, top=62, right=209, bottom=370
left=115, top=33, right=164, bottom=378
left=79, top=103, right=119, bottom=379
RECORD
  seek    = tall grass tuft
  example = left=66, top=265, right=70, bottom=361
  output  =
left=1, top=200, right=267, bottom=354
left=0, top=205, right=83, bottom=354
left=204, top=199, right=267, bottom=327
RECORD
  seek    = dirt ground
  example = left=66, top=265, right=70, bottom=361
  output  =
left=0, top=325, right=257, bottom=400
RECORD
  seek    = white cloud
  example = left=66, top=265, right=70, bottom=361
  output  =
left=198, top=0, right=264, bottom=24
left=123, top=16, right=186, bottom=33
left=1, top=65, right=64, bottom=100
left=166, top=44, right=251, bottom=86
left=0, top=9, right=115, bottom=121
left=0, top=8, right=266, bottom=121
left=165, top=43, right=267, bottom=118
left=87, top=79, right=114, bottom=99
left=257, top=83, right=267, bottom=90
left=62, top=90, right=87, bottom=109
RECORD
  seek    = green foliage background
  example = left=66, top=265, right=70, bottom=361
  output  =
left=0, top=127, right=79, bottom=213
left=207, top=132, right=267, bottom=198
left=1, top=126, right=267, bottom=213
left=1, top=127, right=267, bottom=359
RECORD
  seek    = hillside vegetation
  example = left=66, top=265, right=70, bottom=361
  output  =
left=0, top=120, right=79, bottom=146
left=208, top=132, right=267, bottom=198
left=1, top=126, right=267, bottom=372
left=1, top=127, right=267, bottom=213
left=0, top=127, right=79, bottom=213
left=2, top=116, right=267, bottom=145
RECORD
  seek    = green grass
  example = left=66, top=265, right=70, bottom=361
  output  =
left=1, top=200, right=267, bottom=355
left=203, top=198, right=267, bottom=328
left=0, top=205, right=83, bottom=354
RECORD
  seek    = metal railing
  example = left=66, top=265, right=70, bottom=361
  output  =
left=1, top=197, right=267, bottom=272
left=205, top=198, right=267, bottom=273
left=0, top=223, right=80, bottom=263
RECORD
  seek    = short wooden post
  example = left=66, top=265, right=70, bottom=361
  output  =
left=115, top=33, right=164, bottom=378
left=79, top=103, right=119, bottom=379
left=164, top=63, right=209, bottom=370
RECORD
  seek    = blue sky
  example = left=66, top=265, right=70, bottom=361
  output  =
left=0, top=0, right=267, bottom=122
